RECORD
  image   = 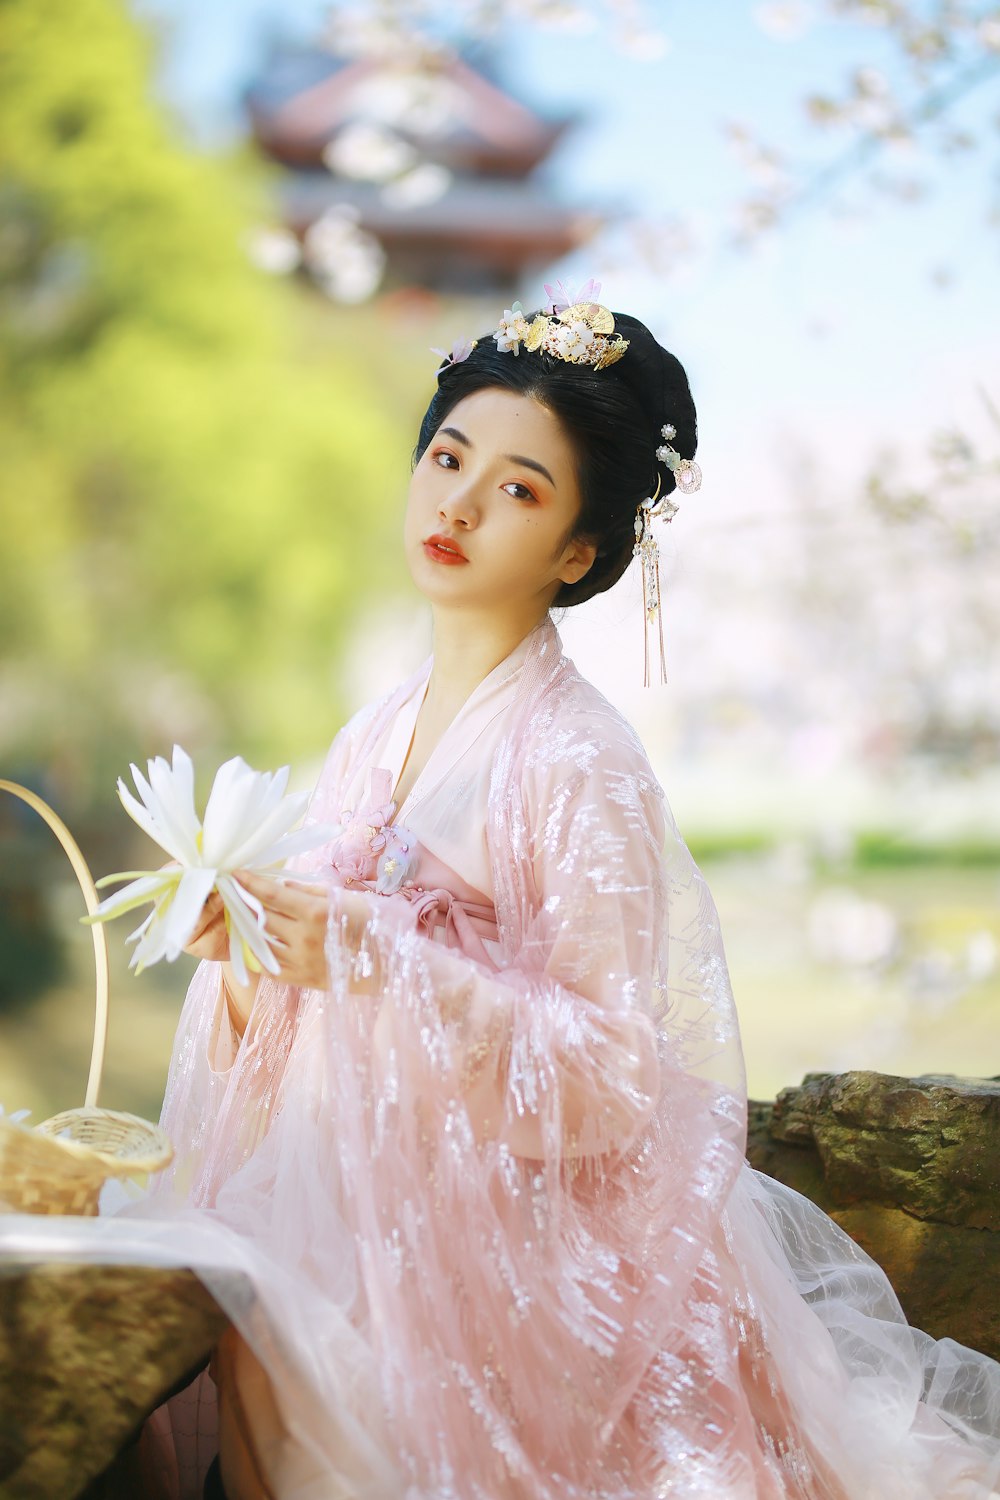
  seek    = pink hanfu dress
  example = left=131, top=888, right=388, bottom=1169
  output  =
left=2, top=614, right=999, bottom=1499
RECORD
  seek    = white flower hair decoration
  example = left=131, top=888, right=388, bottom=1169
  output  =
left=493, top=302, right=533, bottom=356
left=84, top=746, right=333, bottom=984
left=491, top=285, right=629, bottom=370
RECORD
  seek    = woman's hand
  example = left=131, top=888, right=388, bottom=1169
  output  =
left=179, top=875, right=260, bottom=1036
left=182, top=888, right=230, bottom=964
left=181, top=866, right=379, bottom=1001
left=234, top=872, right=377, bottom=991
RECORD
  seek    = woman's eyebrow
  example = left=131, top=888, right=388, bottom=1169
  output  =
left=438, top=426, right=557, bottom=489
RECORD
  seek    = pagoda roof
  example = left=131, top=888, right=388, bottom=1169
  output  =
left=246, top=46, right=577, bottom=176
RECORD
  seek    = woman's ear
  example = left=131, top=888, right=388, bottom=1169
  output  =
left=558, top=536, right=598, bottom=586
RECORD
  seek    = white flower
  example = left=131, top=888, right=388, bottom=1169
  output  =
left=661, top=423, right=676, bottom=441
left=85, top=746, right=332, bottom=985
left=493, top=301, right=530, bottom=355
left=546, top=318, right=597, bottom=361
left=564, top=319, right=595, bottom=349
left=494, top=326, right=521, bottom=355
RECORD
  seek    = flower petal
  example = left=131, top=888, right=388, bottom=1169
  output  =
left=200, top=756, right=259, bottom=867
left=144, top=746, right=203, bottom=865
left=127, top=886, right=177, bottom=972
left=161, top=866, right=218, bottom=961
left=222, top=785, right=311, bottom=870
left=116, top=777, right=186, bottom=861
left=84, top=871, right=179, bottom=923
left=203, top=760, right=292, bottom=868
left=241, top=816, right=335, bottom=872
left=219, top=873, right=281, bottom=981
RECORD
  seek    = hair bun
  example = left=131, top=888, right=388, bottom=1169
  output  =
left=608, top=313, right=698, bottom=461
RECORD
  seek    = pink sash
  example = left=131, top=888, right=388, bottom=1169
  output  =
left=395, top=846, right=500, bottom=972
left=331, top=768, right=500, bottom=971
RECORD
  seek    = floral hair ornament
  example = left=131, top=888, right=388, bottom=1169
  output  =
left=543, top=276, right=601, bottom=313
left=430, top=333, right=477, bottom=376
left=634, top=424, right=703, bottom=688
left=492, top=283, right=630, bottom=370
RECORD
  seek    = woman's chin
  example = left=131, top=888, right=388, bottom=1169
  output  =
left=408, top=553, right=476, bottom=599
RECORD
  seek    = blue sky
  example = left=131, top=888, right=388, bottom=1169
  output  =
left=133, top=0, right=998, bottom=509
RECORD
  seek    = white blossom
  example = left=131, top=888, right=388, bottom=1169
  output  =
left=85, top=746, right=332, bottom=985
left=493, top=301, right=531, bottom=354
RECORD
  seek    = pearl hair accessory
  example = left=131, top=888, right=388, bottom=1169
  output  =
left=656, top=423, right=703, bottom=497
left=634, top=425, right=703, bottom=687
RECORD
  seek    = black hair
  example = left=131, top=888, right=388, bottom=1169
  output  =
left=412, top=310, right=698, bottom=606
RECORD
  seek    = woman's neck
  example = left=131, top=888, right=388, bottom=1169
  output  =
left=425, top=607, right=546, bottom=713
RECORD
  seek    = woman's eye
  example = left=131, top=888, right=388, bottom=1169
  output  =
left=503, top=483, right=536, bottom=503
left=433, top=450, right=459, bottom=470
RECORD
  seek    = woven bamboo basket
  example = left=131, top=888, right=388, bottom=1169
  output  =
left=0, top=779, right=173, bottom=1215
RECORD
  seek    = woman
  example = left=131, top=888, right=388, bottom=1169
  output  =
left=30, top=292, right=1000, bottom=1497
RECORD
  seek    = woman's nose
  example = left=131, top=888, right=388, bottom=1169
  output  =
left=437, top=484, right=480, bottom=527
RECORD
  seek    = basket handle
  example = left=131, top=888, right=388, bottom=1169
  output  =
left=0, top=780, right=109, bottom=1108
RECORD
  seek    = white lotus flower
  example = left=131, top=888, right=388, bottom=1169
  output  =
left=84, top=745, right=332, bottom=985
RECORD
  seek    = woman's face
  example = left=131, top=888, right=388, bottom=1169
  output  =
left=404, top=387, right=596, bottom=621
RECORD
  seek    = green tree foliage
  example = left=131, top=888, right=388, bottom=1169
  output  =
left=0, top=0, right=411, bottom=813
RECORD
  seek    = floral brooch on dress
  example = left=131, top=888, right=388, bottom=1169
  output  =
left=328, top=792, right=419, bottom=895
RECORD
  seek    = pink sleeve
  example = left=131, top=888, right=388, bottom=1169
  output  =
left=314, top=709, right=747, bottom=1487
left=157, top=714, right=368, bottom=1198
left=331, top=742, right=665, bottom=1162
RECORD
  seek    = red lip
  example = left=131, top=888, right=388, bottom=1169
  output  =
left=423, top=533, right=468, bottom=563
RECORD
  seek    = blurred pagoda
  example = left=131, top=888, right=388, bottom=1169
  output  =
left=243, top=35, right=601, bottom=298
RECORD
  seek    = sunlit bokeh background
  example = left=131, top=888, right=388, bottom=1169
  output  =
left=2, top=0, right=998, bottom=1124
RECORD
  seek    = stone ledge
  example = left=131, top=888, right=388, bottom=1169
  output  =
left=747, top=1070, right=1000, bottom=1360
left=0, top=1263, right=229, bottom=1500
left=2, top=1073, right=996, bottom=1497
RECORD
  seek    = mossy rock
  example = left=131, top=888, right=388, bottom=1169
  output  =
left=0, top=1263, right=229, bottom=1500
left=748, top=1071, right=1000, bottom=1359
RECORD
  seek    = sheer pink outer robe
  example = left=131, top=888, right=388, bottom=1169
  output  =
left=3, top=614, right=1000, bottom=1499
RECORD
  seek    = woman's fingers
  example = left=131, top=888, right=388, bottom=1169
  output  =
left=257, top=910, right=296, bottom=948
left=235, top=869, right=301, bottom=915
left=236, top=871, right=332, bottom=929
left=229, top=870, right=334, bottom=989
left=187, top=889, right=224, bottom=943
left=181, top=889, right=230, bottom=961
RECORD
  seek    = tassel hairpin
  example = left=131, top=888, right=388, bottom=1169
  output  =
left=633, top=425, right=702, bottom=688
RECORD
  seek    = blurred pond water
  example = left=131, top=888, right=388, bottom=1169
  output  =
left=0, top=857, right=996, bottom=1125
left=705, top=856, right=999, bottom=1098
